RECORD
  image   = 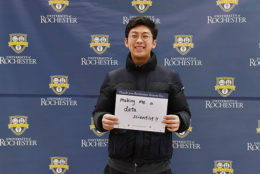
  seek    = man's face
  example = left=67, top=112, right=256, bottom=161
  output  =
left=125, top=25, right=157, bottom=66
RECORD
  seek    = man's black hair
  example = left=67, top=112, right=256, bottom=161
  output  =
left=125, top=16, right=158, bottom=40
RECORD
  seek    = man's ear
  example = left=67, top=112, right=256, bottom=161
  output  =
left=152, top=39, right=157, bottom=49
left=125, top=38, right=129, bottom=48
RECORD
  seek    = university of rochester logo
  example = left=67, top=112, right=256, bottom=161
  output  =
left=176, top=126, right=192, bottom=138
left=132, top=0, right=152, bottom=13
left=8, top=34, right=28, bottom=54
left=49, top=157, right=69, bottom=174
left=49, top=0, right=69, bottom=12
left=49, top=75, right=69, bottom=95
left=173, top=35, right=194, bottom=55
left=90, top=35, right=110, bottom=55
left=217, top=0, right=238, bottom=12
left=90, top=118, right=105, bottom=137
left=8, top=116, right=29, bottom=136
left=215, top=77, right=235, bottom=97
left=213, top=160, right=234, bottom=174
left=257, top=120, right=260, bottom=133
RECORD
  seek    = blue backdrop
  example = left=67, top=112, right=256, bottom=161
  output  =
left=1, top=0, right=260, bottom=174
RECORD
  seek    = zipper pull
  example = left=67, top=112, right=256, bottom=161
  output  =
left=134, top=163, right=138, bottom=173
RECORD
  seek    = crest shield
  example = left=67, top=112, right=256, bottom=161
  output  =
left=215, top=77, right=235, bottom=97
left=257, top=120, right=260, bottom=133
left=176, top=126, right=192, bottom=138
left=8, top=116, right=29, bottom=136
left=49, top=76, right=69, bottom=95
left=8, top=34, right=28, bottom=54
left=90, top=35, right=110, bottom=55
left=90, top=117, right=105, bottom=137
left=213, top=160, right=233, bottom=174
left=49, top=157, right=69, bottom=174
left=132, top=0, right=152, bottom=13
left=49, top=0, right=69, bottom=12
left=173, top=35, right=194, bottom=55
left=217, top=0, right=238, bottom=12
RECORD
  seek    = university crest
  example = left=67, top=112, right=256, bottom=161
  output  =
left=176, top=126, right=192, bottom=138
left=257, top=120, right=260, bottom=133
left=90, top=35, right=110, bottom=55
left=49, top=75, right=69, bottom=95
left=215, top=77, right=235, bottom=97
left=8, top=116, right=29, bottom=136
left=49, top=157, right=69, bottom=174
left=49, top=0, right=69, bottom=12
left=217, top=0, right=238, bottom=12
left=132, top=0, right=152, bottom=13
left=8, top=34, right=28, bottom=54
left=173, top=35, right=194, bottom=55
left=213, top=160, right=234, bottom=174
left=90, top=117, right=105, bottom=137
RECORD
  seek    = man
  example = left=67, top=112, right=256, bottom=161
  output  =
left=93, top=16, right=191, bottom=174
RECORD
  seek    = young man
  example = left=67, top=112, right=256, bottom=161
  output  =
left=93, top=16, right=191, bottom=174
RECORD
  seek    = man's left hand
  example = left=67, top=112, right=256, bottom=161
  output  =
left=162, top=115, right=180, bottom=132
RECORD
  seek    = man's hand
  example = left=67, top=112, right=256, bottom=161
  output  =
left=162, top=115, right=180, bottom=132
left=102, top=114, right=119, bottom=131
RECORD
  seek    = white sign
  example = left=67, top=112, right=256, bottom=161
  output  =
left=114, top=89, right=168, bottom=133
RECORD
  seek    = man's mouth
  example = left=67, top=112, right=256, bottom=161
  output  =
left=135, top=46, right=145, bottom=51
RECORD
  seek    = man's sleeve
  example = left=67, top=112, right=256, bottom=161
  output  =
left=92, top=73, right=115, bottom=132
left=168, top=75, right=191, bottom=133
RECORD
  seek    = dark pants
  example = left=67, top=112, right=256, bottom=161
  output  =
left=104, top=165, right=172, bottom=174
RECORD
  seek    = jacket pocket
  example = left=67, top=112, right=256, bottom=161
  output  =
left=149, top=132, right=173, bottom=159
left=108, top=129, right=135, bottom=159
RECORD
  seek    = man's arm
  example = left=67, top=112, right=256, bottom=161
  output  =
left=92, top=73, right=117, bottom=132
left=165, top=81, right=191, bottom=133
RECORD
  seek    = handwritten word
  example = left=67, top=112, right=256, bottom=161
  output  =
left=133, top=115, right=159, bottom=122
left=120, top=98, right=135, bottom=106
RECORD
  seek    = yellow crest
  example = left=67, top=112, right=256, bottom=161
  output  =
left=257, top=120, right=260, bottom=133
left=215, top=77, right=235, bottom=97
left=90, top=117, right=105, bottom=137
left=8, top=116, right=29, bottom=136
left=49, top=75, right=69, bottom=95
left=213, top=160, right=234, bottom=174
left=8, top=34, right=28, bottom=54
left=176, top=126, right=192, bottom=138
left=132, top=0, right=152, bottom=13
left=49, top=0, right=69, bottom=12
left=90, top=35, right=110, bottom=55
left=173, top=35, right=194, bottom=55
left=217, top=0, right=238, bottom=12
left=49, top=157, right=69, bottom=174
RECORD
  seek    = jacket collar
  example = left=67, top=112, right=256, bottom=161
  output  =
left=126, top=52, right=157, bottom=72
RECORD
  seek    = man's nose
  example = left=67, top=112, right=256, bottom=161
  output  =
left=136, top=36, right=144, bottom=42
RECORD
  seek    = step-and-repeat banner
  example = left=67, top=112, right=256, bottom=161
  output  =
left=1, top=0, right=260, bottom=174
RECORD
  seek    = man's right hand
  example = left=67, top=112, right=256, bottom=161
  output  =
left=102, top=114, right=119, bottom=131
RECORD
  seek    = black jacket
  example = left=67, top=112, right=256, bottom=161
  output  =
left=93, top=52, right=191, bottom=163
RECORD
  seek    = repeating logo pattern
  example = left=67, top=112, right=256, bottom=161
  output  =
left=176, top=126, right=192, bottom=138
left=8, top=34, right=28, bottom=54
left=90, top=35, right=110, bottom=55
left=49, top=0, right=69, bottom=12
left=257, top=120, right=260, bottom=133
left=217, top=0, right=238, bottom=12
left=173, top=35, right=194, bottom=55
left=49, top=157, right=69, bottom=174
left=215, top=77, right=235, bottom=97
left=49, top=75, right=69, bottom=95
left=213, top=160, right=234, bottom=174
left=132, top=0, right=152, bottom=13
left=90, top=118, right=105, bottom=137
left=8, top=116, right=29, bottom=136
